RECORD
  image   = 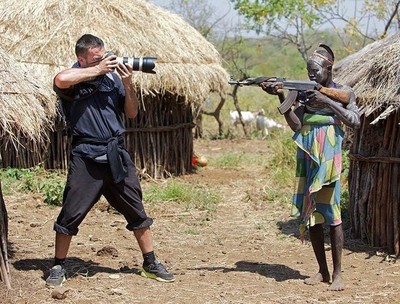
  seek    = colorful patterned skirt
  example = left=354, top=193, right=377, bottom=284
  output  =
left=291, top=113, right=344, bottom=239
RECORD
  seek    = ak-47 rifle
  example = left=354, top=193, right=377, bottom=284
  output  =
left=228, top=76, right=351, bottom=115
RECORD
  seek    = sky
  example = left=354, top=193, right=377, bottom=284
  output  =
left=149, top=0, right=255, bottom=36
left=149, top=0, right=388, bottom=38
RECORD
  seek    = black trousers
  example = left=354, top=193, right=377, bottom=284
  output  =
left=53, top=151, right=153, bottom=235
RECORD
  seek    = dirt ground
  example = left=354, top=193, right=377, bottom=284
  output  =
left=1, top=139, right=399, bottom=304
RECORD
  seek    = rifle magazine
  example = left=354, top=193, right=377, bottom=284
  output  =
left=278, top=91, right=298, bottom=115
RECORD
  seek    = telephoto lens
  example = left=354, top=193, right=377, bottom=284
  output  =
left=105, top=51, right=157, bottom=74
left=117, top=57, right=157, bottom=74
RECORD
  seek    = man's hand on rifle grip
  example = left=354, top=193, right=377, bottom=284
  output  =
left=306, top=89, right=330, bottom=108
left=259, top=81, right=284, bottom=96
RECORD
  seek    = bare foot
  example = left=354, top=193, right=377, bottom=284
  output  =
left=304, top=272, right=330, bottom=285
left=328, top=274, right=344, bottom=291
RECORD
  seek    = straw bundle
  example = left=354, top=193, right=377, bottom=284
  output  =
left=0, top=0, right=229, bottom=105
left=0, top=47, right=54, bottom=147
left=334, top=33, right=400, bottom=116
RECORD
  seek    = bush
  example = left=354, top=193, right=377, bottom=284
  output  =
left=0, top=167, right=66, bottom=206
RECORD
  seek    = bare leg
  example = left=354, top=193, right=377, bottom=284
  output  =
left=133, top=227, right=154, bottom=254
left=304, top=224, right=330, bottom=285
left=328, top=224, right=344, bottom=291
left=55, top=233, right=72, bottom=259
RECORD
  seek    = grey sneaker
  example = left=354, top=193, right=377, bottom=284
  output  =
left=45, top=265, right=66, bottom=287
left=141, top=260, right=175, bottom=282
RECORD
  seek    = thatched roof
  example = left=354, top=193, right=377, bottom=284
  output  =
left=0, top=0, right=229, bottom=105
left=334, top=33, right=400, bottom=119
left=0, top=47, right=54, bottom=146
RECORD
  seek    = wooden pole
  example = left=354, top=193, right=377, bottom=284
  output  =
left=0, top=180, right=11, bottom=289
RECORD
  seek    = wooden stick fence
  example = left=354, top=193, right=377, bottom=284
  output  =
left=348, top=109, right=400, bottom=255
left=0, top=181, right=11, bottom=289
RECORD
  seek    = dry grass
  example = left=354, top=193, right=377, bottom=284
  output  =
left=0, top=47, right=54, bottom=146
left=334, top=32, right=400, bottom=116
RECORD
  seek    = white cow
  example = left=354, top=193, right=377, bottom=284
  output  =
left=256, top=109, right=284, bottom=138
left=230, top=111, right=256, bottom=128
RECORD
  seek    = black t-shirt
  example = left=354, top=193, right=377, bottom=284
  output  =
left=54, top=72, right=126, bottom=158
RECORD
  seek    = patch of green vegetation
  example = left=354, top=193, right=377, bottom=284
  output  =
left=266, top=132, right=297, bottom=185
left=183, top=229, right=200, bottom=235
left=0, top=167, right=66, bottom=206
left=143, top=181, right=221, bottom=212
left=208, top=150, right=270, bottom=169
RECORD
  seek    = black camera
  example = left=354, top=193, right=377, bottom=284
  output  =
left=106, top=51, right=157, bottom=74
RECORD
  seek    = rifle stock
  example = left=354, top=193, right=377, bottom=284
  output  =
left=318, top=87, right=351, bottom=104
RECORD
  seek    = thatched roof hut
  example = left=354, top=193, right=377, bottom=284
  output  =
left=0, top=0, right=228, bottom=104
left=0, top=47, right=54, bottom=166
left=0, top=47, right=53, bottom=289
left=334, top=33, right=400, bottom=255
left=0, top=0, right=230, bottom=178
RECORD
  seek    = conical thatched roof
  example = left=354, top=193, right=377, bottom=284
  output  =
left=0, top=0, right=229, bottom=104
left=0, top=47, right=54, bottom=146
left=334, top=33, right=400, bottom=118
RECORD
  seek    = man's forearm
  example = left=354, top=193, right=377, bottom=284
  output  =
left=124, top=84, right=139, bottom=119
left=54, top=67, right=102, bottom=89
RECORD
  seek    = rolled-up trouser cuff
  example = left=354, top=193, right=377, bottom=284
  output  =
left=126, top=217, right=153, bottom=231
left=53, top=222, right=79, bottom=236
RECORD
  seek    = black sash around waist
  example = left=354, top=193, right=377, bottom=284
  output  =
left=72, top=135, right=128, bottom=184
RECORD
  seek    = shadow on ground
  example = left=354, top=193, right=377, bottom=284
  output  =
left=189, top=260, right=308, bottom=282
left=12, top=257, right=141, bottom=281
left=276, top=218, right=380, bottom=259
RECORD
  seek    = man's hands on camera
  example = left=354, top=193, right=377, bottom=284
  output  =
left=96, top=54, right=133, bottom=86
left=259, top=81, right=284, bottom=96
left=116, top=62, right=133, bottom=87
left=95, top=54, right=119, bottom=75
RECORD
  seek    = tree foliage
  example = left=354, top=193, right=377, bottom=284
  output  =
left=231, top=0, right=334, bottom=30
left=230, top=0, right=400, bottom=60
left=230, top=0, right=337, bottom=62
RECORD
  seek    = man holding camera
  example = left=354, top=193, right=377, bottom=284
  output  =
left=46, top=34, right=175, bottom=287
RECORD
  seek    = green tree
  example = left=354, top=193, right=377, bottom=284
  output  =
left=231, top=0, right=336, bottom=61
left=231, top=0, right=400, bottom=60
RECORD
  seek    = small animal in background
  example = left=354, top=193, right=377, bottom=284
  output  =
left=229, top=111, right=256, bottom=128
left=256, top=109, right=284, bottom=138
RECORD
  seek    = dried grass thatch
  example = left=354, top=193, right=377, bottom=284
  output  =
left=0, top=0, right=229, bottom=104
left=334, top=33, right=400, bottom=117
left=0, top=47, right=54, bottom=147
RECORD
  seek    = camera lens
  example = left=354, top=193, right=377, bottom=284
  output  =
left=117, top=57, right=157, bottom=74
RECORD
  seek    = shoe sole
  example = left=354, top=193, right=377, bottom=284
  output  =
left=45, top=276, right=66, bottom=288
left=140, top=270, right=175, bottom=283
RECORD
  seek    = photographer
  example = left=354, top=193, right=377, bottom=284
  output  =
left=46, top=34, right=175, bottom=287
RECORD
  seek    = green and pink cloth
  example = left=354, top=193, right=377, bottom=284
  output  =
left=291, top=113, right=343, bottom=241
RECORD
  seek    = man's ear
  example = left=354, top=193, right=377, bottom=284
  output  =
left=77, top=56, right=84, bottom=66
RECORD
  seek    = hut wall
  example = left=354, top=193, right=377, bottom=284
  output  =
left=2, top=93, right=195, bottom=179
left=0, top=140, right=47, bottom=169
left=349, top=109, right=400, bottom=255
left=125, top=93, right=195, bottom=179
